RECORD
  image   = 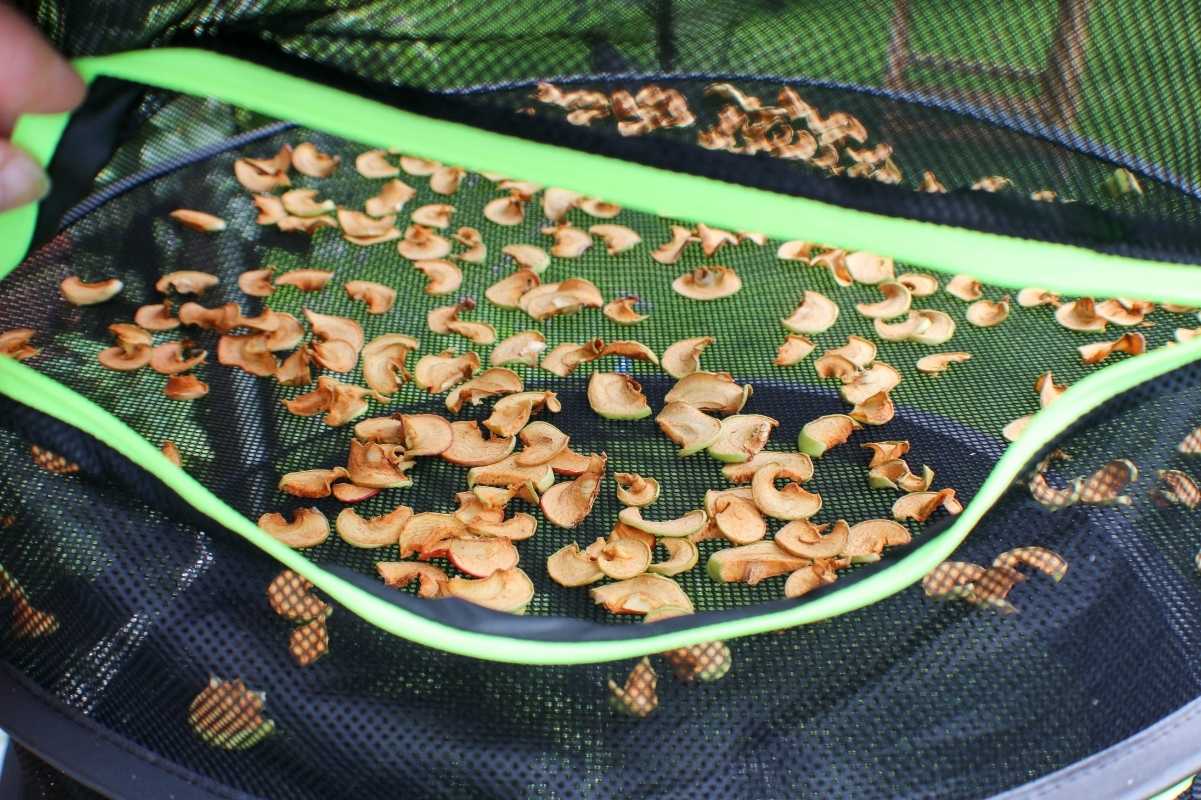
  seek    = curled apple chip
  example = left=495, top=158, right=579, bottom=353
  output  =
left=281, top=188, right=335, bottom=218
left=341, top=280, right=395, bottom=315
left=448, top=537, right=520, bottom=578
left=398, top=224, right=452, bottom=260
left=844, top=518, right=909, bottom=562
left=355, top=149, right=399, bottom=178
left=415, top=260, right=464, bottom=297
left=842, top=251, right=892, bottom=285
left=490, top=330, right=546, bottom=368
left=1055, top=298, right=1106, bottom=332
left=154, top=271, right=218, bottom=293
left=399, top=155, right=441, bottom=176
left=776, top=240, right=820, bottom=263
left=704, top=486, right=754, bottom=518
left=656, top=401, right=722, bottom=456
left=484, top=193, right=528, bottom=226
left=338, top=208, right=397, bottom=240
left=468, top=513, right=538, bottom=541
left=608, top=523, right=656, bottom=552
left=603, top=295, right=647, bottom=325
left=916, top=351, right=972, bottom=374
left=337, top=506, right=413, bottom=549
left=618, top=507, right=708, bottom=538
left=406, top=204, right=453, bottom=230
left=752, top=463, right=821, bottom=520
left=993, top=546, right=1068, bottom=581
left=443, top=421, right=515, bottom=466
left=712, top=495, right=766, bottom=545
left=283, top=376, right=374, bottom=426
left=589, top=224, right=641, bottom=255
left=775, top=519, right=847, bottom=559
left=289, top=142, right=339, bottom=177
left=591, top=573, right=693, bottom=615
left=188, top=677, right=275, bottom=751
left=823, top=335, right=875, bottom=369
left=398, top=413, right=454, bottom=456
left=542, top=187, right=582, bottom=222
left=966, top=297, right=1010, bottom=327
left=501, top=244, right=550, bottom=274
left=896, top=272, right=939, bottom=297
left=278, top=467, right=348, bottom=498
left=652, top=225, right=695, bottom=265
left=721, top=452, right=811, bottom=485
left=1003, top=415, right=1033, bottom=443
left=305, top=309, right=363, bottom=373
left=548, top=543, right=604, bottom=587
left=850, top=391, right=895, bottom=426
left=515, top=421, right=569, bottom=467
left=61, top=276, right=123, bottom=306
left=134, top=301, right=179, bottom=331
left=1036, top=370, right=1066, bottom=408
left=855, top=280, right=911, bottom=319
left=815, top=353, right=857, bottom=382
left=149, top=341, right=206, bottom=374
left=784, top=562, right=839, bottom=598
left=708, top=414, right=778, bottom=463
left=910, top=309, right=956, bottom=345
left=841, top=363, right=900, bottom=405
left=359, top=333, right=419, bottom=397
left=1017, top=287, right=1060, bottom=308
left=1096, top=298, right=1154, bottom=326
left=540, top=339, right=604, bottom=377
left=518, top=277, right=604, bottom=321
left=1078, top=332, right=1146, bottom=365
left=615, top=472, right=660, bottom=507
left=354, top=416, right=404, bottom=444
left=485, top=269, right=540, bottom=310
left=446, top=568, right=535, bottom=614
left=540, top=454, right=606, bottom=528
left=892, top=488, right=962, bottom=522
left=446, top=367, right=523, bottom=412
left=588, top=373, right=651, bottom=420
left=276, top=269, right=333, bottom=293
left=182, top=302, right=241, bottom=332
left=277, top=214, right=336, bottom=233
left=236, top=157, right=290, bottom=194
left=706, top=541, right=809, bottom=584
left=377, top=562, right=448, bottom=598
left=1177, top=426, right=1201, bottom=455
left=662, top=336, right=715, bottom=378
left=98, top=341, right=152, bottom=371
left=400, top=513, right=465, bottom=559
left=868, top=459, right=934, bottom=492
left=484, top=390, right=561, bottom=438
left=782, top=290, right=839, bottom=334
left=429, top=165, right=465, bottom=195
left=664, top=371, right=750, bottom=414
left=596, top=538, right=653, bottom=580
left=165, top=374, right=210, bottom=400
left=946, top=275, right=982, bottom=302
left=798, top=414, right=861, bottom=457
left=235, top=267, right=273, bottom=298
left=169, top=209, right=226, bottom=232
left=364, top=178, right=416, bottom=217
left=413, top=350, right=480, bottom=394
left=1151, top=469, right=1201, bottom=509
left=252, top=193, right=286, bottom=225
left=579, top=197, right=620, bottom=218
left=861, top=440, right=910, bottom=467
left=258, top=507, right=329, bottom=548
left=347, top=439, right=414, bottom=489
left=775, top=335, right=814, bottom=366
left=542, top=223, right=593, bottom=258
left=673, top=266, right=742, bottom=301
left=600, top=340, right=659, bottom=365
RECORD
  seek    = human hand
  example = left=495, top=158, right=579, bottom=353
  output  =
left=0, top=3, right=85, bottom=211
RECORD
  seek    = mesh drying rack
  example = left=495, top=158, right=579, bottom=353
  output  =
left=2, top=2, right=1201, bottom=798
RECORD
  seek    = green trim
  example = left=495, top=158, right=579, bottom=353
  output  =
left=1148, top=775, right=1194, bottom=800
left=0, top=111, right=73, bottom=274
left=3, top=48, right=1201, bottom=301
left=3, top=337, right=1198, bottom=663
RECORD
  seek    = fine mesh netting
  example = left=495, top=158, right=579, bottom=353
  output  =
left=4, top=2, right=1201, bottom=797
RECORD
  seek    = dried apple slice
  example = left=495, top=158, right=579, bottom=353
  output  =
left=910, top=309, right=956, bottom=345
left=332, top=483, right=378, bottom=504
left=502, top=244, right=551, bottom=274
left=267, top=569, right=329, bottom=622
left=286, top=142, right=338, bottom=177
left=1056, top=298, right=1106, bottom=332
left=897, top=272, right=939, bottom=297
left=615, top=473, right=660, bottom=507
left=617, top=507, right=707, bottom=538
left=169, top=209, right=226, bottom=232
left=672, top=266, right=742, bottom=300
left=1018, top=287, right=1060, bottom=307
left=656, top=401, right=722, bottom=456
left=603, top=295, right=647, bottom=325
left=347, top=440, right=414, bottom=488
left=399, top=155, right=440, bottom=176
left=1177, top=426, right=1201, bottom=454
left=60, top=276, right=122, bottom=306
left=992, top=546, right=1068, bottom=581
left=443, top=421, right=516, bottom=466
left=591, top=574, right=693, bottom=615
left=706, top=541, right=809, bottom=584
left=798, top=414, right=861, bottom=456
left=540, top=340, right=604, bottom=377
left=922, top=561, right=986, bottom=599
left=752, top=463, right=821, bottom=520
left=588, top=224, right=641, bottom=255
left=275, top=269, right=333, bottom=293
left=721, top=452, right=811, bottom=485
left=892, top=488, right=962, bottom=522
left=413, top=350, right=480, bottom=393
left=355, top=149, right=399, bottom=178
left=98, top=337, right=152, bottom=371
left=841, top=251, right=891, bottom=284
left=400, top=513, right=466, bottom=559
left=468, top=513, right=538, bottom=541
left=448, top=538, right=520, bottom=578
left=662, top=336, right=715, bottom=378
left=340, top=280, right=394, bottom=315
left=776, top=240, right=819, bottom=263
left=774, top=335, right=815, bottom=366
left=163, top=374, right=208, bottom=400
left=397, top=413, right=454, bottom=456
left=354, top=416, right=405, bottom=444
left=484, top=194, right=527, bottom=226
left=548, top=543, right=604, bottom=587
left=485, top=390, right=561, bottom=437
left=966, top=297, right=1010, bottom=327
left=785, top=562, right=839, bottom=598
left=446, top=568, right=534, bottom=614
left=713, top=495, right=767, bottom=544
left=377, top=562, right=448, bottom=598
left=257, top=507, right=329, bottom=548
left=359, top=333, right=419, bottom=397
left=133, top=301, right=178, bottom=331
left=916, top=352, right=972, bottom=375
left=652, top=225, right=694, bottom=264
left=234, top=268, right=273, bottom=298
left=664, top=371, right=750, bottom=414
left=542, top=187, right=582, bottom=221
left=277, top=214, right=336, bottom=233
left=597, top=539, right=653, bottom=580
left=860, top=440, right=909, bottom=467
left=281, top=188, right=335, bottom=218
left=707, top=414, right=778, bottom=463
left=579, top=197, right=620, bottom=218
left=410, top=259, right=461, bottom=296
left=855, top=280, right=911, bottom=319
left=849, top=391, right=895, bottom=426
left=364, top=178, right=416, bottom=216
left=1078, top=332, right=1146, bottom=364
left=430, top=165, right=465, bottom=195
left=868, top=459, right=934, bottom=492
left=540, top=454, right=606, bottom=528
left=336, top=506, right=413, bottom=549
left=278, top=467, right=348, bottom=498
left=1096, top=298, right=1154, bottom=327
left=844, top=518, right=910, bottom=562
left=235, top=157, right=290, bottom=194
left=398, top=224, right=452, bottom=260
left=491, top=330, right=546, bottom=367
left=542, top=224, right=593, bottom=257
left=147, top=341, right=205, bottom=374
left=217, top=333, right=277, bottom=376
left=775, top=519, right=848, bottom=559
left=1078, top=458, right=1138, bottom=506
left=482, top=270, right=539, bottom=311
left=588, top=373, right=652, bottom=420
left=252, top=194, right=286, bottom=224
left=840, top=363, right=900, bottom=405
left=782, top=290, right=839, bottom=334
left=338, top=208, right=398, bottom=240
left=599, top=340, right=659, bottom=365
left=446, top=367, right=523, bottom=412
left=406, top=204, right=452, bottom=229
left=647, top=539, right=699, bottom=577
left=514, top=421, right=569, bottom=468
left=946, top=275, right=982, bottom=301
left=518, top=277, right=604, bottom=320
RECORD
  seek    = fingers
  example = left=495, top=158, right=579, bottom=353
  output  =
left=0, top=140, right=50, bottom=211
left=0, top=4, right=86, bottom=136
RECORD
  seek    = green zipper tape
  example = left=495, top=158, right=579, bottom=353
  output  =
left=0, top=48, right=1200, bottom=303
left=2, top=336, right=1197, bottom=664
left=1, top=48, right=1201, bottom=663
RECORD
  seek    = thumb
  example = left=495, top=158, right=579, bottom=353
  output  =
left=0, top=140, right=49, bottom=212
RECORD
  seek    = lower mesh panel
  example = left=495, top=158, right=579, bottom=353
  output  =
left=3, top=354, right=1201, bottom=797
left=1, top=91, right=1197, bottom=629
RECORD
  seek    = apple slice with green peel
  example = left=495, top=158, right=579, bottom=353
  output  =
left=618, top=507, right=708, bottom=538
left=775, top=519, right=848, bottom=559
left=648, top=539, right=699, bottom=576
left=656, top=401, right=722, bottom=456
left=442, top=421, right=515, bottom=467
left=588, top=372, right=652, bottom=419
left=608, top=522, right=656, bottom=551
left=721, top=451, right=813, bottom=484
left=597, top=539, right=653, bottom=580
left=868, top=459, right=934, bottom=492
left=448, top=537, right=520, bottom=578
left=377, top=561, right=449, bottom=598
left=664, top=371, right=751, bottom=414
left=861, top=440, right=910, bottom=467
left=540, top=454, right=607, bottom=528
left=707, top=414, right=779, bottom=463
left=642, top=603, right=693, bottom=622
left=547, top=543, right=604, bottom=587
left=706, top=541, right=810, bottom=584
left=752, top=464, right=822, bottom=520
left=590, top=574, right=694, bottom=615
left=798, top=414, right=861, bottom=457
left=446, top=568, right=534, bottom=614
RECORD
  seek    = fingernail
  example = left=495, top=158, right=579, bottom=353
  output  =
left=0, top=145, right=50, bottom=210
